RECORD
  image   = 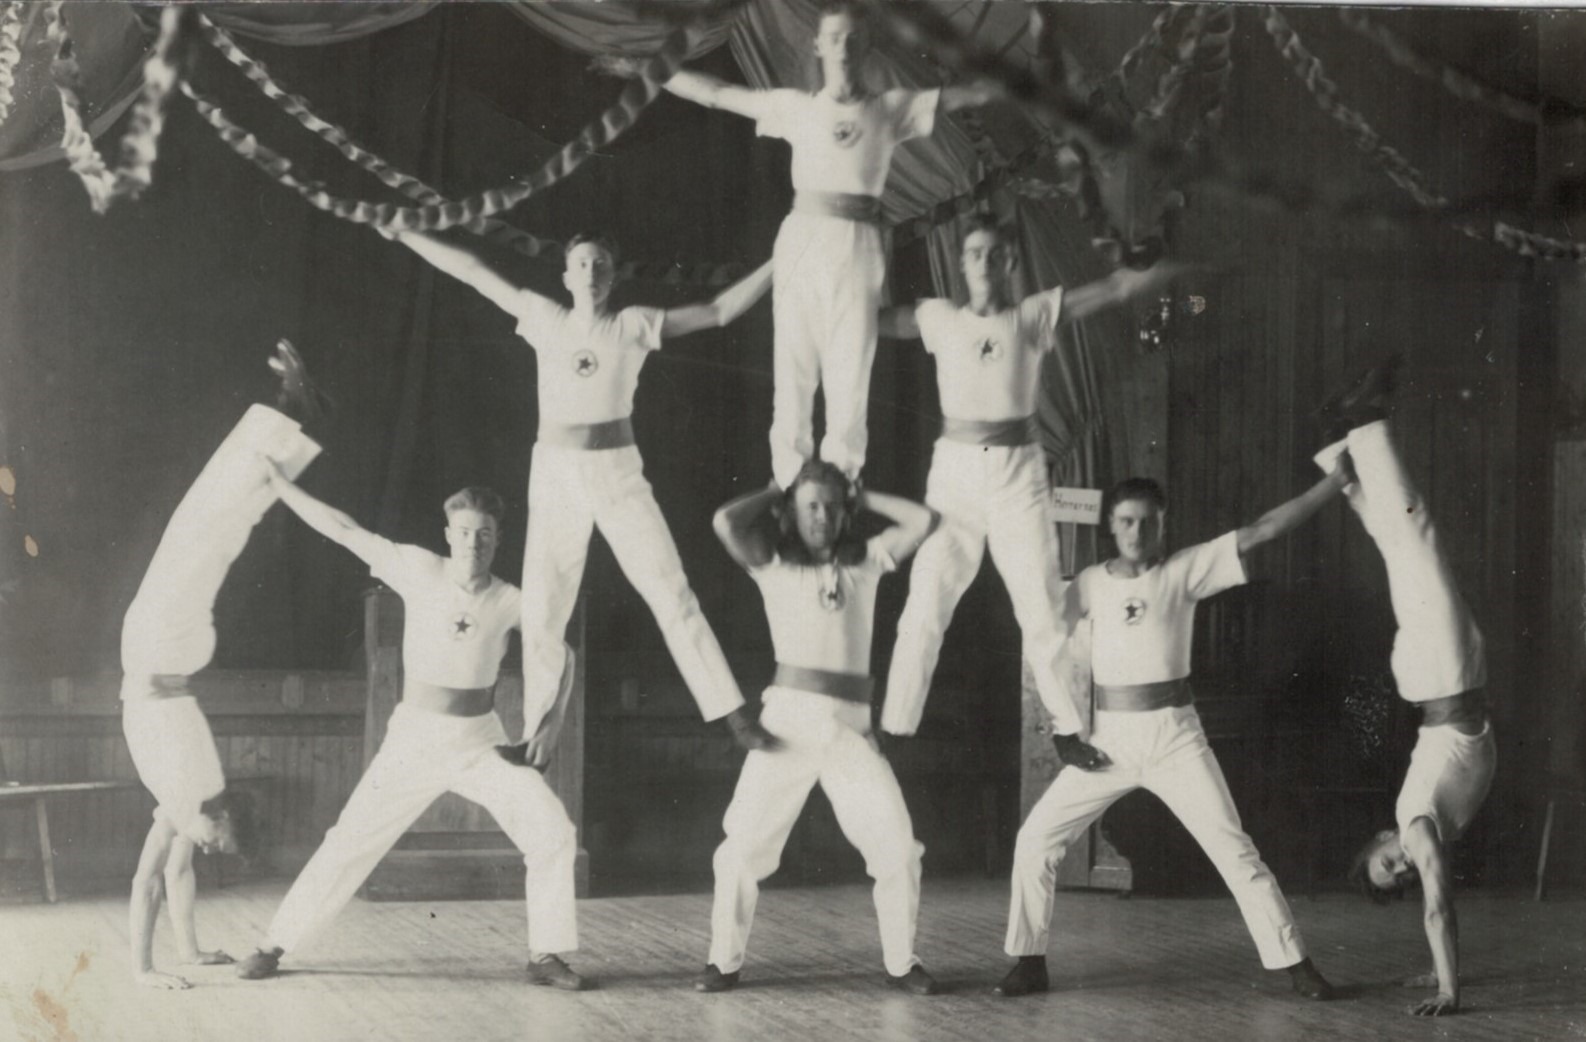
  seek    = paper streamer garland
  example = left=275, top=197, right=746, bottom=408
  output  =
left=1339, top=9, right=1586, bottom=129
left=1265, top=6, right=1586, bottom=262
left=192, top=15, right=741, bottom=287
left=46, top=2, right=193, bottom=214
left=181, top=20, right=689, bottom=237
left=0, top=2, right=22, bottom=130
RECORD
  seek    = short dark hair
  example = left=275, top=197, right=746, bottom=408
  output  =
left=962, top=213, right=1015, bottom=247
left=200, top=789, right=259, bottom=864
left=1347, top=832, right=1408, bottom=905
left=1103, top=477, right=1167, bottom=521
left=816, top=0, right=866, bottom=23
left=444, top=486, right=505, bottom=525
left=565, top=232, right=620, bottom=267
left=777, top=460, right=865, bottom=566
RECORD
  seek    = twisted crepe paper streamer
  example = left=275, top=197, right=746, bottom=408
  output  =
left=1266, top=7, right=1586, bottom=263
left=188, top=13, right=742, bottom=286
left=0, top=3, right=23, bottom=130
left=1339, top=9, right=1586, bottom=129
left=183, top=21, right=681, bottom=235
left=46, top=3, right=191, bottom=214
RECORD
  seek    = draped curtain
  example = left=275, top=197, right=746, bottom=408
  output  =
left=1, top=0, right=1129, bottom=518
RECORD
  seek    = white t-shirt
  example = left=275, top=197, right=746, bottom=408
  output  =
left=367, top=539, right=521, bottom=689
left=511, top=295, right=665, bottom=425
left=1076, top=531, right=1246, bottom=687
left=750, top=541, right=897, bottom=675
left=755, top=88, right=940, bottom=197
left=916, top=288, right=1064, bottom=421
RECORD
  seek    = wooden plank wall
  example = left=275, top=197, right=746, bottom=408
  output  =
left=0, top=671, right=365, bottom=880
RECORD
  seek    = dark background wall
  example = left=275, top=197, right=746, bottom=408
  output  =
left=1, top=4, right=1579, bottom=893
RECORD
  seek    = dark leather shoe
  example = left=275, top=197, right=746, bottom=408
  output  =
left=886, top=965, right=939, bottom=995
left=994, top=957, right=1050, bottom=998
left=1317, top=354, right=1403, bottom=436
left=694, top=964, right=740, bottom=993
left=1287, top=957, right=1335, bottom=1000
left=236, top=948, right=282, bottom=980
left=526, top=955, right=593, bottom=991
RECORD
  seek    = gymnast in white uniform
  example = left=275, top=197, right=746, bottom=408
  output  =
left=996, top=469, right=1348, bottom=1001
left=121, top=342, right=320, bottom=988
left=643, top=0, right=1001, bottom=489
left=388, top=229, right=778, bottom=760
left=700, top=461, right=940, bottom=995
left=1322, top=358, right=1496, bottom=1018
left=235, top=477, right=588, bottom=990
left=876, top=214, right=1176, bottom=760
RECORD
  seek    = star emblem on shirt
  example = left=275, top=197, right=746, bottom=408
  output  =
left=1122, top=598, right=1147, bottom=625
left=450, top=611, right=479, bottom=640
left=976, top=337, right=1003, bottom=363
left=832, top=120, right=862, bottom=148
left=572, top=350, right=599, bottom=377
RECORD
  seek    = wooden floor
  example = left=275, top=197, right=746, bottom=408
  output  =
left=2, top=878, right=1582, bottom=1042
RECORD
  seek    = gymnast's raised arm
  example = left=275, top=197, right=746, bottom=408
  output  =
left=389, top=229, right=548, bottom=319
left=263, top=461, right=386, bottom=566
left=661, top=260, right=774, bottom=339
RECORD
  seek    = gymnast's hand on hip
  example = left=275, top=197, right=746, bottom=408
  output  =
left=1052, top=732, right=1110, bottom=771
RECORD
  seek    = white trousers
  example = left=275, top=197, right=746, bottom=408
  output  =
left=520, top=443, right=742, bottom=729
left=769, top=212, right=886, bottom=488
left=708, top=687, right=924, bottom=977
left=1317, top=420, right=1485, bottom=702
left=122, top=404, right=320, bottom=677
left=1006, top=705, right=1307, bottom=969
left=121, top=695, right=225, bottom=829
left=267, top=703, right=579, bottom=956
left=883, top=440, right=1081, bottom=737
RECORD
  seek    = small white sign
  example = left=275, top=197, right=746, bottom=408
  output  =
left=1049, top=486, right=1103, bottom=525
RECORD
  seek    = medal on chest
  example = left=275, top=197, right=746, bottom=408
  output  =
left=831, top=119, right=862, bottom=148
left=572, top=349, right=599, bottom=377
left=976, top=337, right=1004, bottom=363
left=1122, top=597, right=1147, bottom=625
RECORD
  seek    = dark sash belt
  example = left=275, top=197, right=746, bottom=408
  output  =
left=773, top=663, right=875, bottom=704
left=404, top=681, right=494, bottom=717
left=792, top=191, right=882, bottom=224
left=124, top=674, right=194, bottom=701
left=538, top=417, right=636, bottom=451
left=1418, top=687, right=1488, bottom=729
left=941, top=415, right=1040, bottom=448
left=1096, top=678, right=1193, bottom=712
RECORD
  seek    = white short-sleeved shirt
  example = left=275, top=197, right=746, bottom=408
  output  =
left=755, top=88, right=940, bottom=197
left=366, top=539, right=520, bottom=689
left=1078, top=531, right=1246, bottom=687
left=511, top=296, right=665, bottom=425
left=916, top=288, right=1064, bottom=421
left=750, top=541, right=898, bottom=675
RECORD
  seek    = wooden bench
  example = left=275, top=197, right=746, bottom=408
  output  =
left=0, top=775, right=276, bottom=902
left=0, top=780, right=141, bottom=902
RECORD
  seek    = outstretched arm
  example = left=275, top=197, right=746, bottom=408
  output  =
left=940, top=79, right=1005, bottom=112
left=391, top=230, right=540, bottom=318
left=860, top=489, right=939, bottom=566
left=661, top=260, right=774, bottom=339
left=1405, top=819, right=1460, bottom=1015
left=878, top=304, right=921, bottom=341
left=713, top=484, right=782, bottom=570
left=1235, top=470, right=1348, bottom=556
left=164, top=836, right=232, bottom=966
left=663, top=68, right=769, bottom=119
left=264, top=461, right=387, bottom=566
left=1057, top=261, right=1187, bottom=327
